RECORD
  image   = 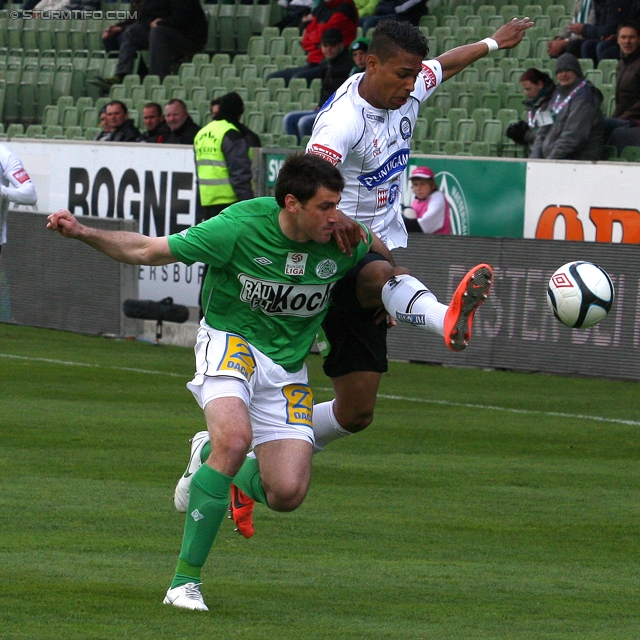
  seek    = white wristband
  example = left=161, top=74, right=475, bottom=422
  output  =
left=479, top=37, right=499, bottom=53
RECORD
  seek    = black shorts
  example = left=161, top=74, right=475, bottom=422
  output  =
left=321, top=252, right=388, bottom=378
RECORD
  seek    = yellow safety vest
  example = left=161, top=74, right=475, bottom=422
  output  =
left=194, top=119, right=238, bottom=206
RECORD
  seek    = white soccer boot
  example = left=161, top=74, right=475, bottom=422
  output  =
left=173, top=431, right=210, bottom=513
left=163, top=582, right=208, bottom=611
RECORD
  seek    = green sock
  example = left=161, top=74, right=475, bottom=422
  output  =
left=232, top=456, right=267, bottom=505
left=171, top=464, right=233, bottom=589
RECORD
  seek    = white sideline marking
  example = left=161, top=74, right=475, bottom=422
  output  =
left=2, top=353, right=638, bottom=427
left=0, top=353, right=184, bottom=378
left=316, top=387, right=640, bottom=427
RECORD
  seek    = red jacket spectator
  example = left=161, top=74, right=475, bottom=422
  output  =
left=302, top=0, right=358, bottom=64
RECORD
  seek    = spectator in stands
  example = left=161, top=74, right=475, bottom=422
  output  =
left=283, top=29, right=354, bottom=142
left=94, top=106, right=112, bottom=142
left=566, top=0, right=633, bottom=64
left=211, top=93, right=262, bottom=149
left=275, top=0, right=314, bottom=30
left=354, top=0, right=379, bottom=26
left=547, top=0, right=596, bottom=58
left=401, top=166, right=451, bottom=234
left=102, top=101, right=141, bottom=142
left=91, top=0, right=207, bottom=88
left=506, top=68, right=556, bottom=155
left=162, top=99, right=200, bottom=145
left=267, top=0, right=358, bottom=85
left=138, top=102, right=171, bottom=143
left=349, top=36, right=369, bottom=74
left=604, top=21, right=640, bottom=138
left=359, top=0, right=427, bottom=34
left=530, top=54, right=605, bottom=160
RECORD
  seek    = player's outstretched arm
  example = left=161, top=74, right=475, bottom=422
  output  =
left=46, top=209, right=176, bottom=266
left=437, top=17, right=533, bottom=82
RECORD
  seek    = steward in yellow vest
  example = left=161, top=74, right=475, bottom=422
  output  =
left=193, top=112, right=254, bottom=221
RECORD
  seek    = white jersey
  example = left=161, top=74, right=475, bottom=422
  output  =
left=307, top=59, right=442, bottom=249
left=0, top=144, right=37, bottom=246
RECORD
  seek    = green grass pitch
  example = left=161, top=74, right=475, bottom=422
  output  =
left=1, top=323, right=639, bottom=639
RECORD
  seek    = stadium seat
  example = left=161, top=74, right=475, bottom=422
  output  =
left=598, top=59, right=618, bottom=84
left=6, top=123, right=24, bottom=138
left=61, top=106, right=79, bottom=128
left=469, top=140, right=491, bottom=156
left=245, top=111, right=265, bottom=134
left=432, top=118, right=452, bottom=143
left=442, top=16, right=460, bottom=31
left=481, top=119, right=503, bottom=155
left=84, top=126, right=101, bottom=141
left=418, top=139, right=441, bottom=155
left=455, top=119, right=478, bottom=149
left=447, top=107, right=468, bottom=132
left=65, top=125, right=83, bottom=140
left=25, top=124, right=44, bottom=138
left=268, top=112, right=285, bottom=136
left=620, top=146, right=640, bottom=162
left=484, top=68, right=505, bottom=90
left=45, top=124, right=63, bottom=138
left=278, top=134, right=299, bottom=149
left=461, top=67, right=480, bottom=85
left=80, top=106, right=98, bottom=130
left=477, top=5, right=497, bottom=24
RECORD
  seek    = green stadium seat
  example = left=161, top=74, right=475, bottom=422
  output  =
left=261, top=101, right=280, bottom=123
left=461, top=67, right=480, bottom=84
left=275, top=87, right=292, bottom=110
left=478, top=5, right=497, bottom=24
left=418, top=139, right=441, bottom=155
left=481, top=119, right=503, bottom=155
left=217, top=3, right=237, bottom=53
left=247, top=36, right=266, bottom=59
left=419, top=14, right=437, bottom=32
left=25, top=124, right=44, bottom=138
left=245, top=111, right=265, bottom=133
left=546, top=5, right=567, bottom=27
left=149, top=85, right=167, bottom=103
left=469, top=140, right=491, bottom=156
left=484, top=68, right=505, bottom=90
left=602, top=145, right=617, bottom=160
left=235, top=3, right=254, bottom=53
left=225, top=77, right=243, bottom=93
left=81, top=106, right=98, bottom=130
left=465, top=15, right=483, bottom=30
left=447, top=107, right=468, bottom=132
left=455, top=119, right=478, bottom=148
left=584, top=69, right=603, bottom=87
left=65, top=125, right=84, bottom=140
left=432, top=118, right=452, bottom=142
left=253, top=88, right=271, bottom=108
left=433, top=91, right=453, bottom=113
left=620, top=146, right=640, bottom=162
left=278, top=134, right=299, bottom=149
left=85, top=126, right=101, bottom=140
left=61, top=106, right=79, bottom=128
left=45, top=124, right=63, bottom=138
left=298, top=89, right=316, bottom=110
left=442, top=16, right=460, bottom=30
left=110, top=84, right=127, bottom=101
left=269, top=112, right=285, bottom=136
left=598, top=59, right=617, bottom=84
left=6, top=123, right=24, bottom=138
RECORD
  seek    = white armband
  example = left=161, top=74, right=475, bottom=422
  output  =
left=479, top=37, right=499, bottom=53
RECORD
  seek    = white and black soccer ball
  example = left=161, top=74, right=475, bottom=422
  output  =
left=547, top=261, right=614, bottom=329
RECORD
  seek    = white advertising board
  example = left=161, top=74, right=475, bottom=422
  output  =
left=6, top=139, right=203, bottom=306
left=524, top=160, right=640, bottom=243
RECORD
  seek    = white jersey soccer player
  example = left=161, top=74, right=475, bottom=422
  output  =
left=0, top=144, right=38, bottom=248
left=307, top=59, right=442, bottom=250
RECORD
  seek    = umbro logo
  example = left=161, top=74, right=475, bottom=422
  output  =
left=191, top=509, right=205, bottom=521
left=254, top=257, right=272, bottom=265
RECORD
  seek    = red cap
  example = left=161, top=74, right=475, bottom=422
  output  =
left=409, top=166, right=435, bottom=180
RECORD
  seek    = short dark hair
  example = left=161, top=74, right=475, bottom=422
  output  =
left=520, top=68, right=552, bottom=84
left=165, top=98, right=187, bottom=111
left=618, top=20, right=640, bottom=35
left=368, top=19, right=429, bottom=63
left=107, top=100, right=128, bottom=114
left=143, top=102, right=163, bottom=116
left=275, top=153, right=345, bottom=207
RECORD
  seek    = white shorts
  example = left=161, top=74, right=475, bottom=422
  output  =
left=186, top=321, right=314, bottom=448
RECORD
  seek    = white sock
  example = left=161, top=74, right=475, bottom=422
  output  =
left=381, top=274, right=447, bottom=336
left=312, top=400, right=351, bottom=453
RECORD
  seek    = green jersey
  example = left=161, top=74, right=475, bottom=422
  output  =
left=167, top=197, right=372, bottom=372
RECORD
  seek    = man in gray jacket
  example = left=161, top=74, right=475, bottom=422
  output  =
left=530, top=53, right=604, bottom=161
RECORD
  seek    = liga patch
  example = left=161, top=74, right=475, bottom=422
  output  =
left=282, top=384, right=314, bottom=427
left=217, top=334, right=257, bottom=381
left=285, top=252, right=307, bottom=275
left=421, top=64, right=437, bottom=90
left=12, top=168, right=30, bottom=184
left=308, top=144, right=342, bottom=166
